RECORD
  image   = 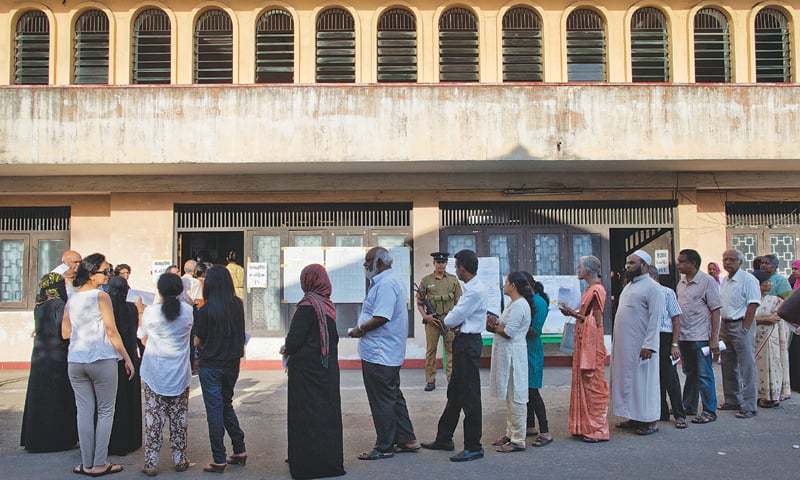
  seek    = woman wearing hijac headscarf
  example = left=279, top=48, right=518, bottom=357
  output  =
left=282, top=264, right=345, bottom=479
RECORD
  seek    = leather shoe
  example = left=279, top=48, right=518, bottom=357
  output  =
left=421, top=440, right=455, bottom=451
left=424, top=383, right=435, bottom=392
left=450, top=449, right=484, bottom=462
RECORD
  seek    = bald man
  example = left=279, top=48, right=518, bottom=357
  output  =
left=53, top=250, right=81, bottom=297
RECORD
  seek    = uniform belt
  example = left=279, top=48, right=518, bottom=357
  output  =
left=723, top=317, right=743, bottom=322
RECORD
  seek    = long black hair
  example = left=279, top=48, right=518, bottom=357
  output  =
left=74, top=253, right=106, bottom=288
left=508, top=271, right=535, bottom=316
left=203, top=265, right=242, bottom=336
left=157, top=273, right=184, bottom=321
left=520, top=272, right=549, bottom=316
left=107, top=276, right=134, bottom=338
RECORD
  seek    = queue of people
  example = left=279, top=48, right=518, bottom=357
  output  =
left=18, top=244, right=800, bottom=478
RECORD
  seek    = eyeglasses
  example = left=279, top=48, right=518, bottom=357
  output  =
left=92, top=268, right=113, bottom=277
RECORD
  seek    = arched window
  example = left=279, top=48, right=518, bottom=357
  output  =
left=438, top=8, right=479, bottom=82
left=194, top=9, right=233, bottom=84
left=132, top=9, right=171, bottom=84
left=566, top=9, right=606, bottom=82
left=256, top=9, right=294, bottom=83
left=14, top=10, right=49, bottom=85
left=73, top=9, right=110, bottom=84
left=693, top=8, right=731, bottom=83
left=630, top=7, right=669, bottom=82
left=501, top=6, right=543, bottom=82
left=377, top=8, right=417, bottom=83
left=755, top=8, right=791, bottom=83
left=316, top=8, right=356, bottom=83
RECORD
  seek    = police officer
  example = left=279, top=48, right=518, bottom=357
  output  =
left=417, top=252, right=462, bottom=391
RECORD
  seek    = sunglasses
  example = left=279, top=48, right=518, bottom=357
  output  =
left=92, top=267, right=113, bottom=277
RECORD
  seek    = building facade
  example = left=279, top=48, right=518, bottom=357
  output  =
left=1, top=0, right=799, bottom=367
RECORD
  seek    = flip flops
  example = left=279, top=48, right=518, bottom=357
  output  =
left=691, top=412, right=717, bottom=424
left=358, top=449, right=394, bottom=461
left=531, top=435, right=554, bottom=447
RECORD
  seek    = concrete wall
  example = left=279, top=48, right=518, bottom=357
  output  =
left=2, top=0, right=799, bottom=85
left=2, top=84, right=799, bottom=174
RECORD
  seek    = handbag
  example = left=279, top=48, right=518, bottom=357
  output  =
left=560, top=320, right=575, bottom=355
left=778, top=289, right=800, bottom=326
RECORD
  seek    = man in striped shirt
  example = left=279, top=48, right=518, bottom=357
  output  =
left=649, top=265, right=687, bottom=429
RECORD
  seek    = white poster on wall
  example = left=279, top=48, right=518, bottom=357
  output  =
left=246, top=262, right=268, bottom=289
left=283, top=247, right=325, bottom=303
left=150, top=260, right=172, bottom=283
left=326, top=247, right=367, bottom=303
left=655, top=249, right=670, bottom=275
left=535, top=275, right=582, bottom=334
left=389, top=247, right=412, bottom=304
left=446, top=256, right=502, bottom=319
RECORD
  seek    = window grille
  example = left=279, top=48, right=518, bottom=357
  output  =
left=441, top=202, right=675, bottom=227
left=14, top=10, right=49, bottom=85
left=566, top=9, right=606, bottom=82
left=256, top=9, right=294, bottom=83
left=377, top=8, right=417, bottom=83
left=631, top=7, right=669, bottom=82
left=694, top=8, right=731, bottom=83
left=132, top=9, right=171, bottom=84
left=0, top=207, right=70, bottom=232
left=194, top=9, right=233, bottom=84
left=73, top=9, right=109, bottom=84
left=439, top=8, right=479, bottom=83
left=316, top=8, right=356, bottom=83
left=755, top=8, right=791, bottom=83
left=501, top=6, right=543, bottom=82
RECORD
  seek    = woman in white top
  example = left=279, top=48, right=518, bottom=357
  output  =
left=488, top=272, right=533, bottom=452
left=139, top=273, right=194, bottom=476
left=62, top=253, right=135, bottom=477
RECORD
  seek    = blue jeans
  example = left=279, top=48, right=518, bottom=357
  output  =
left=199, top=367, right=246, bottom=464
left=679, top=341, right=717, bottom=417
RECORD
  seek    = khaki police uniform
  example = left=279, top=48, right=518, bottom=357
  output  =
left=418, top=272, right=462, bottom=384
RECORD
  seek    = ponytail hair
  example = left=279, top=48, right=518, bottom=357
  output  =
left=73, top=253, right=106, bottom=288
left=532, top=280, right=549, bottom=305
left=157, top=273, right=184, bottom=321
left=508, top=271, right=535, bottom=317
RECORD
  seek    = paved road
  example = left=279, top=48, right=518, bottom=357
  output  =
left=2, top=366, right=798, bottom=479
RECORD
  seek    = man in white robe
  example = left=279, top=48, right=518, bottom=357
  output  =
left=612, top=250, right=665, bottom=435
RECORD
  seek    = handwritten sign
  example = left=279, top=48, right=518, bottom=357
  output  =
left=150, top=260, right=172, bottom=283
left=655, top=250, right=670, bottom=275
left=247, top=262, right=268, bottom=289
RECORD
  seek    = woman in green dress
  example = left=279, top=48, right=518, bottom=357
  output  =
left=522, top=272, right=552, bottom=447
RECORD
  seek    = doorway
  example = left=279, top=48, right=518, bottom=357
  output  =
left=178, top=231, right=244, bottom=267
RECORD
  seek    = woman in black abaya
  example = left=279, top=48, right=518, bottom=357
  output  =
left=283, top=264, right=345, bottom=480
left=21, top=273, right=78, bottom=452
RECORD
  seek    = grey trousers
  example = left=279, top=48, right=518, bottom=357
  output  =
left=720, top=320, right=758, bottom=412
left=68, top=359, right=119, bottom=468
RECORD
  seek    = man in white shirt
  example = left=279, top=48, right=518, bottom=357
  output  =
left=422, top=249, right=487, bottom=462
left=719, top=249, right=761, bottom=418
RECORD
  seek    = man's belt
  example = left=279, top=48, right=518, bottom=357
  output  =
left=722, top=317, right=744, bottom=322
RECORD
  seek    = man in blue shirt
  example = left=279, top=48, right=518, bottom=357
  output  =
left=349, top=247, right=418, bottom=460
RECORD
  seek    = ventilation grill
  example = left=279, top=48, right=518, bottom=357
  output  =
left=175, top=204, right=411, bottom=230
left=441, top=202, right=675, bottom=227
left=0, top=207, right=70, bottom=232
left=727, top=203, right=800, bottom=228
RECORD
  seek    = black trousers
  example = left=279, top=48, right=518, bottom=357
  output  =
left=361, top=361, right=416, bottom=452
left=435, top=333, right=482, bottom=452
left=527, top=389, right=549, bottom=433
left=659, top=332, right=686, bottom=420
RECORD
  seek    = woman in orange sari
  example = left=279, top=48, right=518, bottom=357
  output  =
left=559, top=255, right=610, bottom=443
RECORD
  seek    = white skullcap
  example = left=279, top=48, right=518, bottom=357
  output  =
left=633, top=250, right=652, bottom=265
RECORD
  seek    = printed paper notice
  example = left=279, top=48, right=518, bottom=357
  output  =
left=536, top=275, right=582, bottom=334
left=126, top=289, right=156, bottom=305
left=151, top=260, right=172, bottom=283
left=247, top=262, right=268, bottom=289
left=283, top=247, right=325, bottom=303
left=655, top=249, right=670, bottom=275
left=326, top=247, right=366, bottom=303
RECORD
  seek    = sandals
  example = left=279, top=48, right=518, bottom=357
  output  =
left=491, top=435, right=511, bottom=447
left=635, top=424, right=659, bottom=436
left=758, top=399, right=779, bottom=409
left=495, top=442, right=526, bottom=453
left=394, top=441, right=421, bottom=453
left=675, top=418, right=688, bottom=429
left=202, top=463, right=226, bottom=474
left=581, top=436, right=608, bottom=443
left=531, top=434, right=553, bottom=447
left=691, top=412, right=716, bottom=424
left=358, top=448, right=394, bottom=461
left=735, top=410, right=757, bottom=419
left=227, top=454, right=248, bottom=465
left=87, top=464, right=123, bottom=477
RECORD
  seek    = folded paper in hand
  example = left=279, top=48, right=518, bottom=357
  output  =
left=126, top=289, right=156, bottom=305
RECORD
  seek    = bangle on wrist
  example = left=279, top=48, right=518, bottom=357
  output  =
left=671, top=343, right=679, bottom=347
